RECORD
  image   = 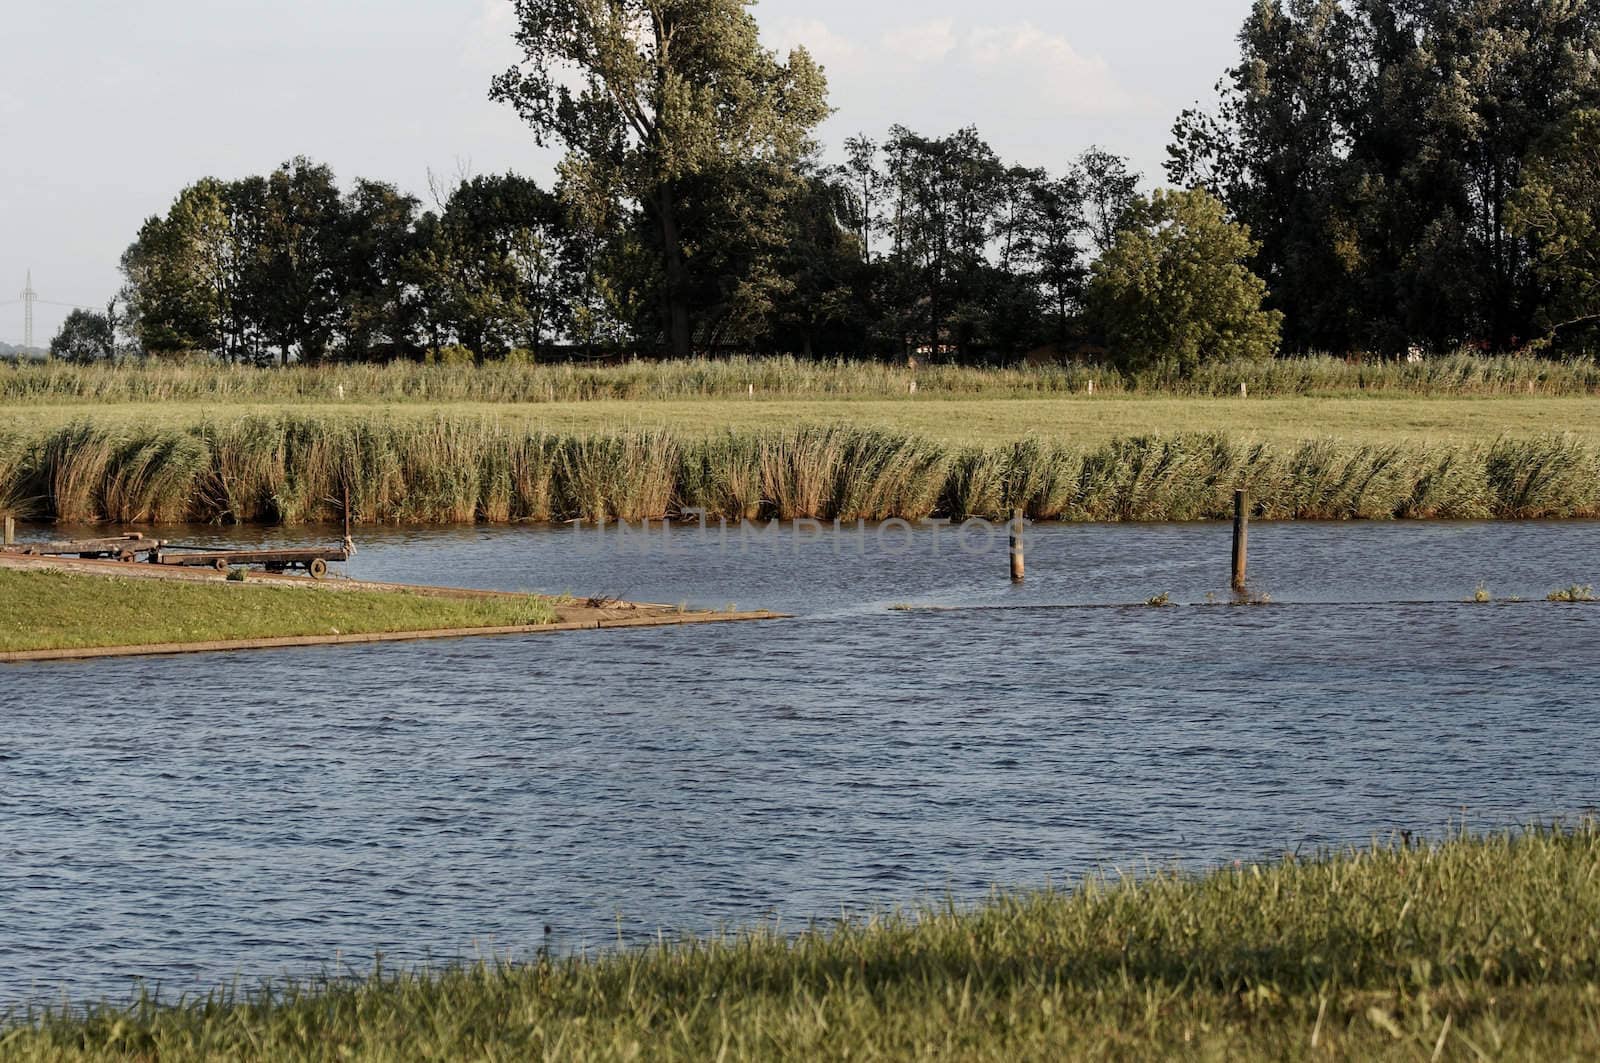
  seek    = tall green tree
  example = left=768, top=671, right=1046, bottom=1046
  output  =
left=490, top=0, right=830, bottom=357
left=882, top=125, right=1009, bottom=357
left=415, top=174, right=573, bottom=360
left=255, top=158, right=346, bottom=365
left=1075, top=146, right=1142, bottom=256
left=1086, top=188, right=1282, bottom=376
left=841, top=135, right=886, bottom=263
left=121, top=179, right=246, bottom=358
left=339, top=180, right=424, bottom=361
left=1510, top=108, right=1600, bottom=346
left=1021, top=174, right=1089, bottom=344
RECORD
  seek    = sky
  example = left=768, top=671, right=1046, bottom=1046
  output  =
left=0, top=0, right=1251, bottom=347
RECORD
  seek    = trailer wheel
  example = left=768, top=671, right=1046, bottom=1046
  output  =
left=214, top=558, right=230, bottom=572
left=309, top=558, right=328, bottom=580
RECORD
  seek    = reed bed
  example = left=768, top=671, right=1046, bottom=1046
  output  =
left=6, top=824, right=1599, bottom=1060
left=4, top=352, right=1599, bottom=405
left=1, top=416, right=1597, bottom=525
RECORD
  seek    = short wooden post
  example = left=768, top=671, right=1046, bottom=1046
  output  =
left=1009, top=508, right=1025, bottom=583
left=3, top=515, right=13, bottom=546
left=1239, top=382, right=1248, bottom=399
left=1231, top=490, right=1249, bottom=591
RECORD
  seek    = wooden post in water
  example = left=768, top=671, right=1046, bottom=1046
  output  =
left=1231, top=490, right=1249, bottom=591
left=3, top=515, right=13, bottom=546
left=1009, top=509, right=1026, bottom=584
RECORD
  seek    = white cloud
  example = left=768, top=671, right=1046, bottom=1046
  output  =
left=770, top=18, right=862, bottom=67
left=963, top=23, right=1131, bottom=114
left=882, top=19, right=959, bottom=65
left=767, top=17, right=1137, bottom=125
left=463, top=0, right=521, bottom=71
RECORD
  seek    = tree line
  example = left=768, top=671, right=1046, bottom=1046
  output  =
left=55, top=0, right=1600, bottom=370
left=74, top=139, right=1156, bottom=368
left=1169, top=0, right=1600, bottom=356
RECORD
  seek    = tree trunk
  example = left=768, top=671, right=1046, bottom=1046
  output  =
left=656, top=188, right=692, bottom=359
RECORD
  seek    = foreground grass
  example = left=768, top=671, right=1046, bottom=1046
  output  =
left=8, top=395, right=1600, bottom=447
left=0, top=569, right=558, bottom=652
left=4, top=826, right=1599, bottom=1060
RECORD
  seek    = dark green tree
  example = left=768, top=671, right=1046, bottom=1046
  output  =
left=120, top=179, right=241, bottom=358
left=1171, top=0, right=1600, bottom=354
left=490, top=0, right=830, bottom=357
left=49, top=308, right=115, bottom=363
left=882, top=125, right=1009, bottom=358
left=254, top=158, right=347, bottom=365
left=416, top=174, right=573, bottom=360
left=1021, top=174, right=1089, bottom=344
left=338, top=180, right=425, bottom=361
left=1510, top=108, right=1600, bottom=347
left=1075, top=146, right=1142, bottom=256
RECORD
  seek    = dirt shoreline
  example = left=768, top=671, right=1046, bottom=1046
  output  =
left=0, top=554, right=784, bottom=663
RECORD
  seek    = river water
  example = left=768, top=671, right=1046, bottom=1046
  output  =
left=2, top=519, right=1598, bottom=1007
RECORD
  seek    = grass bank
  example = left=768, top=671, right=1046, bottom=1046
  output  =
left=5, top=825, right=1598, bottom=1060
left=4, top=353, right=1599, bottom=404
left=0, top=568, right=558, bottom=653
left=2, top=417, right=1598, bottom=525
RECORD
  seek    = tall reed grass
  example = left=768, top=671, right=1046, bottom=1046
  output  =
left=2, top=416, right=1596, bottom=525
left=4, top=352, right=1598, bottom=405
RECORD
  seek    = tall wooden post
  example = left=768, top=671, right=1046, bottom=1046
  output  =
left=1232, top=490, right=1249, bottom=591
left=1009, top=509, right=1025, bottom=584
left=3, top=515, right=13, bottom=546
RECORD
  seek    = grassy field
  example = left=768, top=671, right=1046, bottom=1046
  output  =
left=9, top=394, right=1600, bottom=447
left=5, top=353, right=1600, bottom=404
left=0, top=568, right=558, bottom=652
left=4, top=825, right=1597, bottom=1060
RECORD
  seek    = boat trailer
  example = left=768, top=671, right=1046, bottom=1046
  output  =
left=152, top=542, right=353, bottom=579
left=3, top=531, right=353, bottom=579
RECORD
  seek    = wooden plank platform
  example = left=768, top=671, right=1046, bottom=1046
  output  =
left=2, top=534, right=165, bottom=560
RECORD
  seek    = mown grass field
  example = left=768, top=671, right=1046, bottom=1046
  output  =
left=4, top=353, right=1598, bottom=404
left=0, top=568, right=558, bottom=652
left=9, top=394, right=1600, bottom=447
left=4, top=825, right=1597, bottom=1060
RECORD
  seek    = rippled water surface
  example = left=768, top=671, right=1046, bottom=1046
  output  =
left=3, top=519, right=1599, bottom=1006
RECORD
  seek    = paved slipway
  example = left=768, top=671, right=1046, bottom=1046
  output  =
left=0, top=553, right=785, bottom=663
